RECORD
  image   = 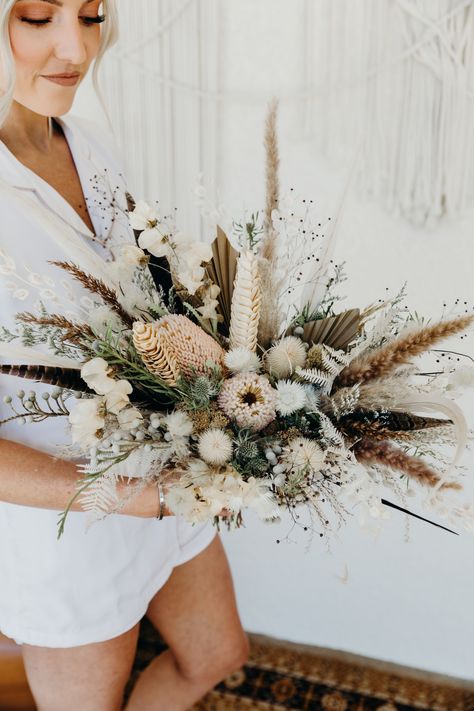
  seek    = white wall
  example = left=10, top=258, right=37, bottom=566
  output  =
left=74, top=1, right=474, bottom=679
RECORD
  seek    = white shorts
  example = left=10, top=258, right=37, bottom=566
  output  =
left=0, top=502, right=217, bottom=648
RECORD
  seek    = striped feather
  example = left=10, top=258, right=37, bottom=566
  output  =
left=0, top=364, right=86, bottom=391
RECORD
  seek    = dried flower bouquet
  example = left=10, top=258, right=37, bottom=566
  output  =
left=1, top=102, right=473, bottom=541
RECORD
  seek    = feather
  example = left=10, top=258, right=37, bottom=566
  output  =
left=0, top=343, right=81, bottom=368
left=338, top=409, right=452, bottom=440
left=0, top=364, right=86, bottom=391
left=392, top=393, right=468, bottom=485
left=335, top=314, right=474, bottom=387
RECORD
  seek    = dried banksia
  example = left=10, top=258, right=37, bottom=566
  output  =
left=133, top=315, right=226, bottom=385
left=265, top=336, right=307, bottom=378
left=218, top=372, right=276, bottom=431
left=132, top=321, right=180, bottom=385
left=353, top=438, right=461, bottom=490
left=229, top=250, right=262, bottom=353
left=336, top=314, right=474, bottom=388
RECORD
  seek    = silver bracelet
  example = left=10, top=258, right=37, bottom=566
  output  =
left=156, top=482, right=165, bottom=520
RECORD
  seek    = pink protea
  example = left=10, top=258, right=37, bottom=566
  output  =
left=218, top=372, right=276, bottom=431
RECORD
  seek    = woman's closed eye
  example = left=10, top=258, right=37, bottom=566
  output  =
left=19, top=15, right=106, bottom=27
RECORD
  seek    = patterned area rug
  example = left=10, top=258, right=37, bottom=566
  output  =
left=129, top=619, right=474, bottom=711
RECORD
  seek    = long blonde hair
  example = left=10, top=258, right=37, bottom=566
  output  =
left=0, top=0, right=119, bottom=129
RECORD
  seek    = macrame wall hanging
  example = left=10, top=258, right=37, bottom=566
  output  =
left=100, top=0, right=474, bottom=231
left=303, top=0, right=474, bottom=226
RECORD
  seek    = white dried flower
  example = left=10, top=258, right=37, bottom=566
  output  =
left=81, top=357, right=114, bottom=395
left=117, top=406, right=143, bottom=431
left=275, top=380, right=307, bottom=416
left=69, top=397, right=105, bottom=448
left=163, top=410, right=194, bottom=438
left=224, top=348, right=261, bottom=373
left=105, top=380, right=133, bottom=415
left=265, top=336, right=307, bottom=378
left=198, top=428, right=233, bottom=465
left=284, top=437, right=326, bottom=477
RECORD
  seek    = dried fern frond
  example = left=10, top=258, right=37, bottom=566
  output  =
left=294, top=366, right=331, bottom=388
left=49, top=260, right=133, bottom=327
left=16, top=311, right=94, bottom=344
left=335, top=314, right=474, bottom=388
left=0, top=364, right=86, bottom=391
left=353, top=438, right=461, bottom=490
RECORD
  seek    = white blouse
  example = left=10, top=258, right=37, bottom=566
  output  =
left=0, top=114, right=215, bottom=648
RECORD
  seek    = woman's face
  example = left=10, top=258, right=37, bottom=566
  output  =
left=7, top=0, right=104, bottom=117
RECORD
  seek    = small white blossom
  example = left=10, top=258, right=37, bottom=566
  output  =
left=198, top=428, right=233, bottom=465
left=275, top=380, right=307, bottom=415
left=105, top=380, right=133, bottom=415
left=163, top=410, right=194, bottom=438
left=117, top=407, right=143, bottom=431
left=81, top=358, right=114, bottom=395
left=224, top=348, right=261, bottom=373
left=69, top=397, right=105, bottom=448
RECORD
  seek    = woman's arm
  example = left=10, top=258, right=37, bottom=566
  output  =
left=0, top=438, right=171, bottom=518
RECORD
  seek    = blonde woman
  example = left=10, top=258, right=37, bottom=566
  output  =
left=0, top=1, right=249, bottom=709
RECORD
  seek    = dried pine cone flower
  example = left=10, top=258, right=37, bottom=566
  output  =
left=218, top=372, right=276, bottom=431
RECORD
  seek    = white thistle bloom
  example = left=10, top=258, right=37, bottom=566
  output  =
left=284, top=437, right=326, bottom=477
left=198, top=428, right=233, bottom=465
left=81, top=358, right=114, bottom=395
left=105, top=380, right=133, bottom=415
left=224, top=347, right=261, bottom=373
left=86, top=306, right=122, bottom=335
left=265, top=337, right=307, bottom=378
left=275, top=380, right=307, bottom=415
left=69, top=397, right=105, bottom=448
left=163, top=410, right=194, bottom=438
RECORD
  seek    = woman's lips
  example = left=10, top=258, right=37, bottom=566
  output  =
left=41, top=74, right=80, bottom=86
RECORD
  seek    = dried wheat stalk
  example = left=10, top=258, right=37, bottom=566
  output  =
left=335, top=314, right=474, bottom=387
left=353, top=438, right=461, bottom=490
left=49, top=260, right=133, bottom=327
left=16, top=312, right=94, bottom=344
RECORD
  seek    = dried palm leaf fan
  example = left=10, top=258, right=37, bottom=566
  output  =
left=205, top=226, right=239, bottom=336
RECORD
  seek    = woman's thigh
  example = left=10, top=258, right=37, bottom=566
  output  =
left=21, top=622, right=140, bottom=711
left=145, top=534, right=249, bottom=683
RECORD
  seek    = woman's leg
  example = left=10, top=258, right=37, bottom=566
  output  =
left=22, top=622, right=140, bottom=711
left=125, top=534, right=249, bottom=711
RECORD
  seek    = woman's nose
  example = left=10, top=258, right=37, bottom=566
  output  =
left=53, top=23, right=88, bottom=66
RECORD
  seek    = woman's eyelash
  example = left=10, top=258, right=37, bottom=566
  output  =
left=20, top=15, right=106, bottom=27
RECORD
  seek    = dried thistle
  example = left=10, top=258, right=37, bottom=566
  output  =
left=16, top=312, right=94, bottom=345
left=49, top=260, right=133, bottom=327
left=353, top=438, right=461, bottom=490
left=336, top=314, right=474, bottom=388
